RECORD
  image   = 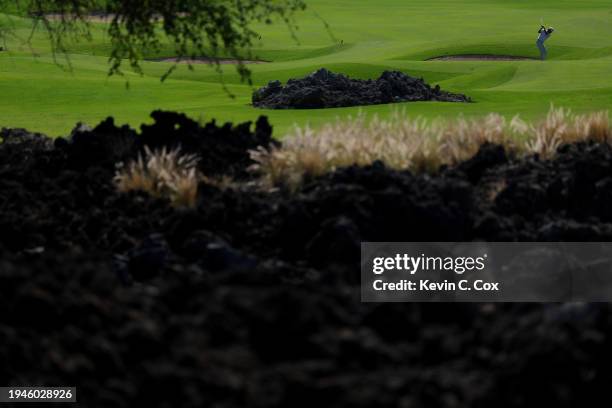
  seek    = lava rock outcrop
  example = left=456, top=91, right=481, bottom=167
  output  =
left=3, top=114, right=612, bottom=407
left=252, top=68, right=471, bottom=109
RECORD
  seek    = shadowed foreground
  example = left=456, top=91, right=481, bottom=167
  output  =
left=2, top=112, right=612, bottom=406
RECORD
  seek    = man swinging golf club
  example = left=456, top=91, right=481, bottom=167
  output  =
left=536, top=24, right=555, bottom=60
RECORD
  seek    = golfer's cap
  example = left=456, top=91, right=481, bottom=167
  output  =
left=548, top=27, right=555, bottom=31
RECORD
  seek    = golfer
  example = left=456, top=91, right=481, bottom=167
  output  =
left=536, top=26, right=554, bottom=60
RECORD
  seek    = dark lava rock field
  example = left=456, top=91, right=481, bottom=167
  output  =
left=1, top=111, right=612, bottom=407
left=252, top=68, right=471, bottom=109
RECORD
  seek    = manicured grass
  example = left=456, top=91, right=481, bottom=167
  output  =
left=1, top=0, right=612, bottom=137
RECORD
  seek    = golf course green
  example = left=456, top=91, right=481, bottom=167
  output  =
left=1, top=0, right=612, bottom=137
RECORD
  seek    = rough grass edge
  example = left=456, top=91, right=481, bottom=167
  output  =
left=248, top=106, right=611, bottom=189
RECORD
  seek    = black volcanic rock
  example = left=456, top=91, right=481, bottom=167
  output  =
left=3, top=115, right=612, bottom=408
left=252, top=68, right=471, bottom=109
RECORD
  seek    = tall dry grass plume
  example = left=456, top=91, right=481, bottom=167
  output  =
left=437, top=113, right=520, bottom=164
left=115, top=147, right=200, bottom=207
left=250, top=106, right=610, bottom=188
left=249, top=112, right=437, bottom=188
left=524, top=106, right=611, bottom=158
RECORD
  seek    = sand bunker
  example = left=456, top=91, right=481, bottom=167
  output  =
left=149, top=57, right=266, bottom=65
left=42, top=12, right=191, bottom=23
left=428, top=54, right=537, bottom=61
left=41, top=13, right=114, bottom=23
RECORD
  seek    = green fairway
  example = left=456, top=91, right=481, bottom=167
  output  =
left=1, top=0, right=612, bottom=137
